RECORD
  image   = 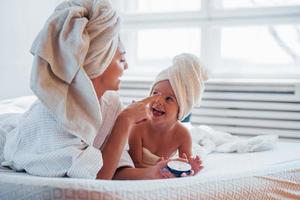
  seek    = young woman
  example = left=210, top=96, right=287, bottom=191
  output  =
left=1, top=0, right=169, bottom=180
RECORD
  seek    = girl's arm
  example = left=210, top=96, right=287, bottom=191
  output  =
left=178, top=127, right=192, bottom=158
left=178, top=126, right=203, bottom=175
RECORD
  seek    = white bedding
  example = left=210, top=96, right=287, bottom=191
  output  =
left=1, top=141, right=300, bottom=200
left=0, top=96, right=300, bottom=200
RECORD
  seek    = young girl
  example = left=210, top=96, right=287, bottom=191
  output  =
left=128, top=53, right=208, bottom=176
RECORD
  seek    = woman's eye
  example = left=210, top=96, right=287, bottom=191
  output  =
left=152, top=91, right=158, bottom=95
left=120, top=59, right=126, bottom=63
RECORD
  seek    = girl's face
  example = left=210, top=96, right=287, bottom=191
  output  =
left=150, top=80, right=179, bottom=124
left=92, top=47, right=128, bottom=95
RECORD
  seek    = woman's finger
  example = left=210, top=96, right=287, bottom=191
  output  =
left=163, top=171, right=175, bottom=178
left=135, top=118, right=147, bottom=124
left=138, top=94, right=159, bottom=105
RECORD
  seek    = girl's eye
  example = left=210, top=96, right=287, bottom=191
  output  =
left=120, top=59, right=126, bottom=63
left=152, top=91, right=158, bottom=95
left=166, top=97, right=174, bottom=102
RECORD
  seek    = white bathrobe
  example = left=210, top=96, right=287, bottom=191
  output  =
left=2, top=91, right=133, bottom=179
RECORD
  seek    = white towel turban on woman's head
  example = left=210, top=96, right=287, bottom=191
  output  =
left=150, top=53, right=208, bottom=121
left=30, top=0, right=120, bottom=145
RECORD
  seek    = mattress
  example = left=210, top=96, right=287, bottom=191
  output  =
left=0, top=141, right=299, bottom=200
left=0, top=96, right=300, bottom=200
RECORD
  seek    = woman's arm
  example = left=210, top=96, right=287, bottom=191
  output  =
left=128, top=127, right=149, bottom=168
left=96, top=114, right=131, bottom=179
left=113, top=159, right=169, bottom=180
left=97, top=95, right=159, bottom=179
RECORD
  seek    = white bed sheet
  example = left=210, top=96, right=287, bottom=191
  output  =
left=198, top=141, right=300, bottom=178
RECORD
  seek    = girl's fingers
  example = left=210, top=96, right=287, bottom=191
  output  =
left=189, top=170, right=194, bottom=176
left=157, top=157, right=165, bottom=162
left=165, top=171, right=175, bottom=178
left=182, top=153, right=188, bottom=160
left=193, top=166, right=204, bottom=174
left=181, top=172, right=187, bottom=177
left=175, top=157, right=188, bottom=163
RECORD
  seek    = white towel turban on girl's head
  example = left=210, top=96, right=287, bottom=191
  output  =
left=30, top=0, right=120, bottom=145
left=150, top=53, right=208, bottom=121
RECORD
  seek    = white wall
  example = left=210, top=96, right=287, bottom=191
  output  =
left=0, top=0, right=59, bottom=100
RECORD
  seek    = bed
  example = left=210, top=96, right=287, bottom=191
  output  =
left=0, top=96, right=300, bottom=200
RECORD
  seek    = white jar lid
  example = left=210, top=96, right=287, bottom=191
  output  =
left=167, top=160, right=191, bottom=172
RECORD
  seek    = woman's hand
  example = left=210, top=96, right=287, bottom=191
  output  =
left=113, top=156, right=203, bottom=180
left=147, top=157, right=172, bottom=179
left=119, top=95, right=158, bottom=125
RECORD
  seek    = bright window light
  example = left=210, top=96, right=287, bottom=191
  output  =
left=216, top=0, right=300, bottom=9
left=221, top=25, right=300, bottom=64
left=137, top=28, right=201, bottom=61
left=120, top=0, right=300, bottom=78
left=125, top=0, right=201, bottom=13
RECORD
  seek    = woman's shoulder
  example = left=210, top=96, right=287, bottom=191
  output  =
left=100, top=91, right=123, bottom=113
left=102, top=91, right=121, bottom=104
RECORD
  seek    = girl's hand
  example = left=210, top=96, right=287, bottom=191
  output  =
left=153, top=154, right=203, bottom=179
left=182, top=153, right=203, bottom=175
left=118, top=95, right=159, bottom=125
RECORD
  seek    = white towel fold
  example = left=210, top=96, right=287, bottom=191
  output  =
left=30, top=0, right=120, bottom=145
left=190, top=125, right=278, bottom=154
left=150, top=53, right=208, bottom=120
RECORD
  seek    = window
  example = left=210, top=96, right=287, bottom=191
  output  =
left=125, top=0, right=201, bottom=13
left=218, top=0, right=300, bottom=9
left=116, top=0, right=300, bottom=79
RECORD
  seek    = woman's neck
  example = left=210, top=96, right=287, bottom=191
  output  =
left=91, top=77, right=107, bottom=98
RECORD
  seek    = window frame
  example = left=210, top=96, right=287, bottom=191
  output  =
left=114, top=0, right=300, bottom=79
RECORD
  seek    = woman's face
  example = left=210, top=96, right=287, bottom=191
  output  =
left=92, top=47, right=128, bottom=93
left=149, top=80, right=179, bottom=124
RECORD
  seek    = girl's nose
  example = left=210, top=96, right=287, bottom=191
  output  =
left=124, top=62, right=128, bottom=70
left=154, top=93, right=164, bottom=104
